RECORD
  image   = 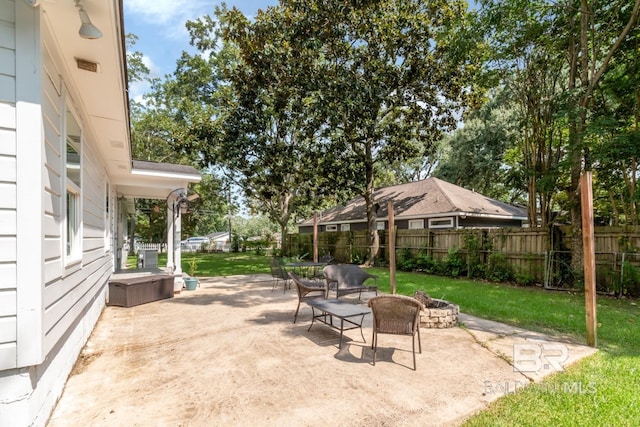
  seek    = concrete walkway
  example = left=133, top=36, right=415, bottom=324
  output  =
left=48, top=274, right=597, bottom=426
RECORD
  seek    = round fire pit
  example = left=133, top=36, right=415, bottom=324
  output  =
left=414, top=291, right=459, bottom=329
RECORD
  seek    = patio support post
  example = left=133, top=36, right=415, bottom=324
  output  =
left=174, top=208, right=184, bottom=277
left=313, top=212, right=318, bottom=262
left=167, top=206, right=174, bottom=272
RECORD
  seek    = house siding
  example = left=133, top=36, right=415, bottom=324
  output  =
left=0, top=0, right=18, bottom=371
left=0, top=3, right=112, bottom=424
left=39, top=31, right=112, bottom=359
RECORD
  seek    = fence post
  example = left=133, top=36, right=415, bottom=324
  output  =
left=581, top=172, right=597, bottom=347
left=388, top=201, right=396, bottom=294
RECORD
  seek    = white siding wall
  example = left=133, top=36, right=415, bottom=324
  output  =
left=39, top=35, right=112, bottom=358
left=0, top=2, right=113, bottom=425
left=0, top=0, right=18, bottom=371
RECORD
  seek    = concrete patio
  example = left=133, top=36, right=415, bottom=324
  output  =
left=47, top=274, right=597, bottom=426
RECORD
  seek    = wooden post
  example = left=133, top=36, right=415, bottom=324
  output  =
left=388, top=201, right=396, bottom=294
left=313, top=212, right=318, bottom=263
left=581, top=172, right=597, bottom=347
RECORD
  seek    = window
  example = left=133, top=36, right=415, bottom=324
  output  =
left=104, top=182, right=111, bottom=251
left=65, top=107, right=82, bottom=260
left=408, top=219, right=424, bottom=230
left=429, top=217, right=454, bottom=229
left=340, top=224, right=350, bottom=231
left=325, top=225, right=338, bottom=232
left=376, top=221, right=385, bottom=230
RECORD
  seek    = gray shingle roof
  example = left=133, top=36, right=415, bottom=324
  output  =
left=301, top=177, right=527, bottom=225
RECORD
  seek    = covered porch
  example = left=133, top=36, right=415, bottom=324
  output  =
left=111, top=160, right=201, bottom=292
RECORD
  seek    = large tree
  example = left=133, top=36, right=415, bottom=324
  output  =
left=283, top=0, right=480, bottom=265
left=480, top=0, right=640, bottom=275
left=176, top=6, right=340, bottom=254
left=126, top=34, right=229, bottom=242
left=434, top=87, right=523, bottom=203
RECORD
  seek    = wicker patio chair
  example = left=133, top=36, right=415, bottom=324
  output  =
left=269, top=257, right=290, bottom=293
left=288, top=272, right=327, bottom=323
left=368, top=294, right=425, bottom=370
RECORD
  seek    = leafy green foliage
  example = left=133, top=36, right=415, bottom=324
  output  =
left=486, top=252, right=514, bottom=282
left=442, top=247, right=467, bottom=278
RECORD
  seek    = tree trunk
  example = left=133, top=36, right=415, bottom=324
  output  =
left=363, top=140, right=378, bottom=266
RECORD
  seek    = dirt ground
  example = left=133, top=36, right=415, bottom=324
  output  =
left=47, top=274, right=596, bottom=426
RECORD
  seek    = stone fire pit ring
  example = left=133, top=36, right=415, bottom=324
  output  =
left=414, top=291, right=460, bottom=329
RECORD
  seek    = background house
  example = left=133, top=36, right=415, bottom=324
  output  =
left=0, top=1, right=199, bottom=425
left=298, top=177, right=527, bottom=233
left=206, top=231, right=231, bottom=252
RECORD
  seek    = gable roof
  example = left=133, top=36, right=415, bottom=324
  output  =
left=300, top=177, right=527, bottom=226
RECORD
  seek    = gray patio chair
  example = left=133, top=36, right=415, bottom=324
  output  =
left=269, top=257, right=290, bottom=293
left=322, top=264, right=378, bottom=299
left=288, top=272, right=327, bottom=323
left=368, top=294, right=425, bottom=370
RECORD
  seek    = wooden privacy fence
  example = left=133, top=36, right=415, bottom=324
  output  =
left=286, top=226, right=640, bottom=291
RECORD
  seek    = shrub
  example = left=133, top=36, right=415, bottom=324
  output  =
left=487, top=252, right=514, bottom=282
left=515, top=271, right=536, bottom=286
left=621, top=261, right=640, bottom=297
left=416, top=253, right=442, bottom=274
left=443, top=247, right=466, bottom=277
left=464, top=232, right=486, bottom=279
left=399, top=247, right=416, bottom=271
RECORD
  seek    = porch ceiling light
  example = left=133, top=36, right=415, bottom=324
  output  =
left=75, top=0, right=103, bottom=40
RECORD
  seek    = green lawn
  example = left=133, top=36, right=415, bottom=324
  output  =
left=366, top=267, right=640, bottom=426
left=125, top=253, right=640, bottom=424
left=127, top=252, right=270, bottom=276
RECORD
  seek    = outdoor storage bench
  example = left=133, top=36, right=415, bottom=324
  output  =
left=108, top=274, right=174, bottom=307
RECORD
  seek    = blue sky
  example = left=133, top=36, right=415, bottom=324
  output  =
left=123, top=0, right=278, bottom=101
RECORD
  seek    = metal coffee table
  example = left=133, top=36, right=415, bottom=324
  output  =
left=307, top=299, right=371, bottom=349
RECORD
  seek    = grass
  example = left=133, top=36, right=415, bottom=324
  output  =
left=127, top=252, right=271, bottom=276
left=124, top=253, right=640, bottom=424
left=366, top=267, right=640, bottom=426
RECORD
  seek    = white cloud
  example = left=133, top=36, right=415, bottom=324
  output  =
left=141, top=55, right=160, bottom=78
left=124, top=0, right=212, bottom=26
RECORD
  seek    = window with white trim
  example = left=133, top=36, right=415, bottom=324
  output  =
left=65, top=107, right=82, bottom=260
left=428, top=217, right=454, bottom=229
left=104, top=182, right=111, bottom=251
left=408, top=219, right=424, bottom=229
left=376, top=221, right=385, bottom=230
left=325, top=225, right=338, bottom=232
left=340, top=224, right=350, bottom=231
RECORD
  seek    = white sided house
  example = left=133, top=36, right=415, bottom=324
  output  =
left=0, top=1, right=200, bottom=425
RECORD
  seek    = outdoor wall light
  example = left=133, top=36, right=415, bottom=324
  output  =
left=75, top=0, right=103, bottom=39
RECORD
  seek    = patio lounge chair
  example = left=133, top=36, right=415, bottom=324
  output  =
left=288, top=272, right=327, bottom=323
left=368, top=294, right=425, bottom=370
left=322, top=264, right=378, bottom=299
left=269, top=258, right=290, bottom=293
